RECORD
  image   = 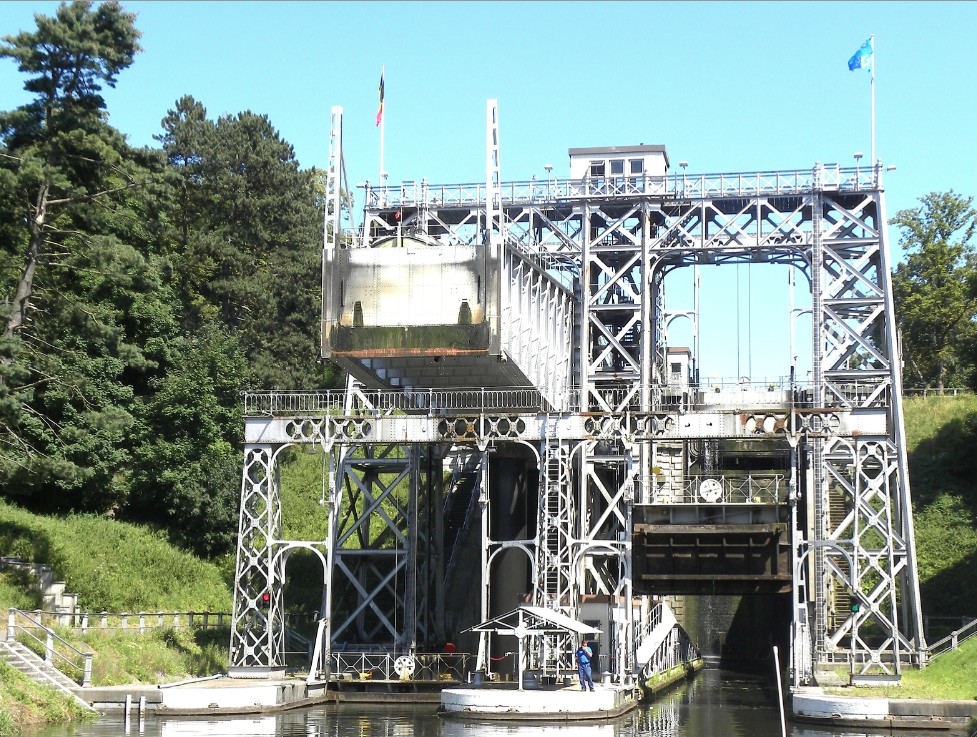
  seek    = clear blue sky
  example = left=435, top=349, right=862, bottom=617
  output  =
left=3, top=1, right=976, bottom=382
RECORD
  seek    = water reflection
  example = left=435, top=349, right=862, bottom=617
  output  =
left=39, top=671, right=901, bottom=737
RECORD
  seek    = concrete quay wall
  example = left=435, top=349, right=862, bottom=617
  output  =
left=793, top=689, right=977, bottom=733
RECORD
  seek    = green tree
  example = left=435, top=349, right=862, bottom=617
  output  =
left=126, top=327, right=251, bottom=557
left=0, top=0, right=142, bottom=340
left=891, top=191, right=977, bottom=392
left=0, top=1, right=164, bottom=511
left=156, top=97, right=340, bottom=390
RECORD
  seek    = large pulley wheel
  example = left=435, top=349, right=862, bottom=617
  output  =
left=699, top=478, right=723, bottom=503
left=394, top=655, right=416, bottom=679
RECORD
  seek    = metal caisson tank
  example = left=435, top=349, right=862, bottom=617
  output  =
left=325, top=233, right=492, bottom=359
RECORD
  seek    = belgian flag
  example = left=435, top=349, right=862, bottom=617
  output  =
left=376, top=70, right=384, bottom=127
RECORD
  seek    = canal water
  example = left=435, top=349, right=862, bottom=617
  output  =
left=38, top=669, right=893, bottom=737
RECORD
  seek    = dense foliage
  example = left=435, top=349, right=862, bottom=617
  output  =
left=891, top=191, right=977, bottom=391
left=0, top=2, right=340, bottom=557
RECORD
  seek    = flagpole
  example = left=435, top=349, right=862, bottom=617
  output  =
left=870, top=35, right=876, bottom=168
left=379, top=64, right=385, bottom=189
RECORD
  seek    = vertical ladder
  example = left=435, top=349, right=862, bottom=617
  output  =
left=321, top=106, right=344, bottom=359
left=809, top=165, right=828, bottom=658
left=485, top=99, right=502, bottom=247
left=538, top=437, right=573, bottom=606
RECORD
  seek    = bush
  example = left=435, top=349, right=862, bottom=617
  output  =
left=82, top=627, right=229, bottom=686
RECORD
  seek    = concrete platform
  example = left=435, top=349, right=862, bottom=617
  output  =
left=76, top=683, right=163, bottom=712
left=792, top=687, right=977, bottom=732
left=74, top=677, right=327, bottom=716
left=77, top=675, right=456, bottom=716
left=439, top=682, right=641, bottom=721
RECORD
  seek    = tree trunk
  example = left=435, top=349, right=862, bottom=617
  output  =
left=3, top=183, right=48, bottom=344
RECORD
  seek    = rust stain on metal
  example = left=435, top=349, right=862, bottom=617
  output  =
left=332, top=348, right=490, bottom=358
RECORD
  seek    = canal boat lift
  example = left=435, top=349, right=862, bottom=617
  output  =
left=226, top=99, right=927, bottom=699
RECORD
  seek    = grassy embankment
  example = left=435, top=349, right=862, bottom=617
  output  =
left=0, top=498, right=233, bottom=735
left=833, top=393, right=977, bottom=699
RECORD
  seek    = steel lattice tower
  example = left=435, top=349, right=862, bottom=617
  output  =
left=228, top=103, right=926, bottom=687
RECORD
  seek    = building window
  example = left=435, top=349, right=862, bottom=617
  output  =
left=630, top=159, right=644, bottom=175
left=589, top=161, right=605, bottom=177
left=610, top=159, right=625, bottom=175
left=670, top=362, right=682, bottom=375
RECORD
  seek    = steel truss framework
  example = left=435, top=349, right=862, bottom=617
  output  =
left=229, top=106, right=924, bottom=686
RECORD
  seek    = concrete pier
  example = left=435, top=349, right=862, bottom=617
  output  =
left=439, top=682, right=640, bottom=721
left=792, top=687, right=977, bottom=732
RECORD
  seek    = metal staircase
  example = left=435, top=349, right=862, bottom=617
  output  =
left=0, top=640, right=95, bottom=712
left=635, top=601, right=700, bottom=684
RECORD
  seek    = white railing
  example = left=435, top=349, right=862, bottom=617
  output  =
left=927, top=617, right=977, bottom=659
left=330, top=650, right=470, bottom=682
left=653, top=475, right=786, bottom=505
left=242, top=376, right=913, bottom=419
left=7, top=608, right=93, bottom=687
left=501, top=251, right=574, bottom=411
left=244, top=380, right=826, bottom=418
left=244, top=387, right=551, bottom=416
left=639, top=625, right=701, bottom=681
left=362, top=165, right=879, bottom=210
left=903, top=387, right=972, bottom=398
left=12, top=608, right=229, bottom=633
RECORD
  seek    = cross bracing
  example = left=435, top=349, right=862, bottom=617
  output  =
left=229, top=105, right=924, bottom=689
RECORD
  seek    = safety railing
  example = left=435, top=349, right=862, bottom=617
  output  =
left=6, top=608, right=93, bottom=687
left=926, top=617, right=977, bottom=659
left=14, top=608, right=229, bottom=633
left=330, top=650, right=470, bottom=682
left=244, top=380, right=827, bottom=419
left=635, top=601, right=666, bottom=646
left=639, top=626, right=701, bottom=682
left=244, top=387, right=553, bottom=417
left=362, top=164, right=879, bottom=210
left=903, top=387, right=972, bottom=398
left=652, top=474, right=785, bottom=505
left=243, top=377, right=912, bottom=420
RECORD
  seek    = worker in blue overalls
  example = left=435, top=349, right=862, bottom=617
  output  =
left=575, top=640, right=595, bottom=691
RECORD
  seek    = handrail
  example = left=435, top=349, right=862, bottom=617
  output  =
left=636, top=602, right=665, bottom=646
left=639, top=625, right=701, bottom=680
left=284, top=626, right=313, bottom=658
left=243, top=377, right=865, bottom=418
left=330, top=650, right=470, bottom=682
left=14, top=607, right=229, bottom=633
left=7, top=608, right=93, bottom=687
left=360, top=164, right=880, bottom=210
left=926, top=617, right=977, bottom=658
left=653, top=474, right=785, bottom=505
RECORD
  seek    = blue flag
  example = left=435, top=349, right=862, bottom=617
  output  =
left=848, top=38, right=873, bottom=73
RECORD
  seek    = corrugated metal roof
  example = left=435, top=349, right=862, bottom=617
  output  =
left=465, top=605, right=602, bottom=636
left=568, top=145, right=667, bottom=156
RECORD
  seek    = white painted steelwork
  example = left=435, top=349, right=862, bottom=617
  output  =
left=230, top=101, right=925, bottom=695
